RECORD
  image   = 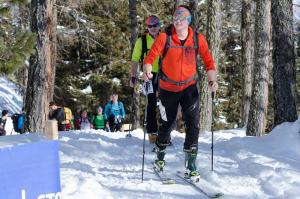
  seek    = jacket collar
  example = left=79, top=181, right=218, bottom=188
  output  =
left=171, top=26, right=194, bottom=46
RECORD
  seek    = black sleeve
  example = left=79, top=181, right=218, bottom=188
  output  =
left=0, top=118, right=3, bottom=127
left=49, top=112, right=54, bottom=120
left=55, top=108, right=65, bottom=123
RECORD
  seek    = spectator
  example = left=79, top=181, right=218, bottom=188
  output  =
left=91, top=107, right=105, bottom=130
left=49, top=102, right=66, bottom=131
left=12, top=108, right=25, bottom=134
left=104, top=94, right=125, bottom=132
left=0, top=110, right=8, bottom=136
left=79, top=110, right=92, bottom=130
left=64, top=106, right=73, bottom=131
left=74, top=109, right=81, bottom=130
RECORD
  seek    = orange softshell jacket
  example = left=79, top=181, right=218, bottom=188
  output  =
left=144, top=26, right=216, bottom=92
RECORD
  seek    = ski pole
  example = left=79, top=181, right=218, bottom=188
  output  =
left=211, top=91, right=216, bottom=171
left=142, top=94, right=148, bottom=182
left=126, top=89, right=134, bottom=138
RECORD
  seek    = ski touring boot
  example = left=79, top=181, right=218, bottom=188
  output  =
left=184, top=146, right=200, bottom=182
left=154, top=141, right=167, bottom=171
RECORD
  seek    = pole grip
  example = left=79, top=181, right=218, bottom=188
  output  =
left=209, top=81, right=215, bottom=101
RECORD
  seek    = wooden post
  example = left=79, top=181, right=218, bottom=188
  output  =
left=45, top=120, right=58, bottom=140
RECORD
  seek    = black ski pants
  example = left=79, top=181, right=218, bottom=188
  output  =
left=108, top=114, right=122, bottom=132
left=146, top=72, right=158, bottom=134
left=157, top=84, right=200, bottom=150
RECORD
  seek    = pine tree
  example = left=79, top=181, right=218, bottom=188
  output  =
left=271, top=0, right=297, bottom=126
left=241, top=0, right=255, bottom=127
left=200, top=0, right=222, bottom=132
left=129, top=0, right=140, bottom=129
left=24, top=0, right=57, bottom=132
left=246, top=0, right=271, bottom=136
left=0, top=0, right=34, bottom=74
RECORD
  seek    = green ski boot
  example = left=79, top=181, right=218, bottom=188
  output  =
left=154, top=159, right=165, bottom=171
left=185, top=150, right=200, bottom=182
left=154, top=147, right=166, bottom=171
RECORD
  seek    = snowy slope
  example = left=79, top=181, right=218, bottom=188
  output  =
left=0, top=120, right=300, bottom=199
left=0, top=76, right=22, bottom=114
left=0, top=76, right=22, bottom=135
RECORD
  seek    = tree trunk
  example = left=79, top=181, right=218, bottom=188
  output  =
left=246, top=0, right=271, bottom=136
left=129, top=0, right=140, bottom=128
left=25, top=0, right=57, bottom=132
left=271, top=0, right=297, bottom=126
left=189, top=0, right=200, bottom=31
left=200, top=0, right=221, bottom=132
left=240, top=0, right=255, bottom=127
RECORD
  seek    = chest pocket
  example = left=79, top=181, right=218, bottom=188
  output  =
left=184, top=47, right=196, bottom=65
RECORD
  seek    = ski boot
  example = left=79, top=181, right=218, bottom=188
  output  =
left=154, top=159, right=165, bottom=171
left=184, top=147, right=200, bottom=182
left=154, top=141, right=167, bottom=171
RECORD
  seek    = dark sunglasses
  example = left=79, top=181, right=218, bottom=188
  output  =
left=147, top=24, right=159, bottom=28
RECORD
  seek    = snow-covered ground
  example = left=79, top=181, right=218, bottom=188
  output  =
left=0, top=121, right=300, bottom=199
left=0, top=76, right=22, bottom=135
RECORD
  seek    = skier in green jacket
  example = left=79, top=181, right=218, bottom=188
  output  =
left=130, top=15, right=161, bottom=144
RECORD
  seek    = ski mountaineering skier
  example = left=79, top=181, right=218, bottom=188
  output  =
left=143, top=6, right=218, bottom=181
left=130, top=15, right=161, bottom=144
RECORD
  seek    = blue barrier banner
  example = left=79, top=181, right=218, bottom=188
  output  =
left=0, top=141, right=61, bottom=199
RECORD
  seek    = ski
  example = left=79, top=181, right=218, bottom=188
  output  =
left=176, top=171, right=223, bottom=198
left=152, top=163, right=176, bottom=184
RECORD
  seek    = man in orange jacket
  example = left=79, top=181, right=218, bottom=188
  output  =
left=143, top=5, right=218, bottom=181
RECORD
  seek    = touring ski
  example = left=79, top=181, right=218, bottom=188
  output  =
left=152, top=163, right=176, bottom=184
left=176, top=171, right=223, bottom=198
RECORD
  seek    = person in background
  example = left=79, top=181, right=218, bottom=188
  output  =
left=74, top=109, right=82, bottom=130
left=0, top=110, right=8, bottom=136
left=104, top=94, right=126, bottom=132
left=49, top=102, right=66, bottom=131
left=130, top=15, right=161, bottom=143
left=79, top=110, right=92, bottom=130
left=64, top=106, right=73, bottom=131
left=91, top=107, right=105, bottom=130
left=12, top=108, right=25, bottom=134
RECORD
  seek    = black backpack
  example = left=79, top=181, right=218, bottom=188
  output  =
left=11, top=113, right=21, bottom=133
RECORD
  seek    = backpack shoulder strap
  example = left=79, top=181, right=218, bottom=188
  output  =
left=193, top=30, right=201, bottom=81
left=139, top=35, right=148, bottom=63
left=155, top=25, right=172, bottom=86
left=193, top=30, right=198, bottom=53
left=161, top=25, right=172, bottom=60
